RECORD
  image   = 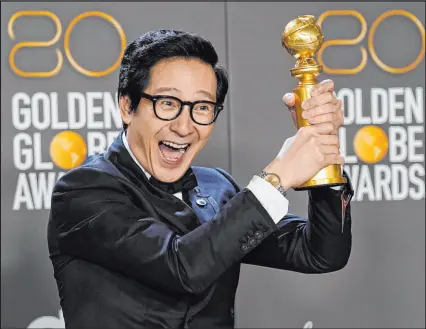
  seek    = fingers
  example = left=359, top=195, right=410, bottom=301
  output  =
left=297, top=126, right=342, bottom=157
left=306, top=113, right=344, bottom=130
left=324, top=154, right=345, bottom=166
left=302, top=99, right=343, bottom=132
left=309, top=122, right=335, bottom=135
left=320, top=144, right=340, bottom=155
left=313, top=139, right=344, bottom=167
left=317, top=134, right=340, bottom=146
left=302, top=101, right=341, bottom=119
left=304, top=109, right=337, bottom=126
left=319, top=137, right=343, bottom=165
left=302, top=91, right=339, bottom=110
left=317, top=134, right=343, bottom=166
left=296, top=124, right=331, bottom=142
left=310, top=79, right=334, bottom=96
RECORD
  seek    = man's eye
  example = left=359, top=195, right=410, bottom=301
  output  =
left=196, top=104, right=212, bottom=111
left=161, top=99, right=178, bottom=107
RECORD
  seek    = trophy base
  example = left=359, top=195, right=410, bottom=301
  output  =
left=293, top=164, right=347, bottom=191
left=293, top=177, right=347, bottom=191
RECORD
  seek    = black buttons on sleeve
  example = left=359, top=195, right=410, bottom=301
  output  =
left=255, top=221, right=269, bottom=232
left=254, top=230, right=264, bottom=240
left=239, top=224, right=267, bottom=253
left=240, top=244, right=249, bottom=252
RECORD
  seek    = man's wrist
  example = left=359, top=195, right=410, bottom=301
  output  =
left=246, top=175, right=289, bottom=224
left=258, top=170, right=288, bottom=196
left=263, top=162, right=292, bottom=191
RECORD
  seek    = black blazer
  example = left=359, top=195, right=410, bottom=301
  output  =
left=48, top=132, right=354, bottom=329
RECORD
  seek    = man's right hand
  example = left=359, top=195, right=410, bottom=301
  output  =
left=264, top=122, right=344, bottom=190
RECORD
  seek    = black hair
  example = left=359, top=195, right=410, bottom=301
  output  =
left=117, top=29, right=229, bottom=130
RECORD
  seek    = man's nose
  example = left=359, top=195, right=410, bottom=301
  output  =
left=169, top=105, right=194, bottom=136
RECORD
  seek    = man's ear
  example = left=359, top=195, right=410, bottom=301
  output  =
left=119, top=96, right=132, bottom=125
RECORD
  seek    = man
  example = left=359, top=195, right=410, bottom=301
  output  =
left=48, top=29, right=353, bottom=329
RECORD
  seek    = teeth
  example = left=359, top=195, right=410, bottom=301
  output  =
left=162, top=141, right=189, bottom=149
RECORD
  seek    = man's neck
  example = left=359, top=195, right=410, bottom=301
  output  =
left=122, top=130, right=186, bottom=200
left=122, top=131, right=151, bottom=179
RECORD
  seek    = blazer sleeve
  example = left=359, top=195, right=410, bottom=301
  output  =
left=241, top=174, right=354, bottom=273
left=49, top=166, right=280, bottom=295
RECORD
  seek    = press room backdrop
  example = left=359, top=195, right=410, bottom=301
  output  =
left=1, top=2, right=425, bottom=328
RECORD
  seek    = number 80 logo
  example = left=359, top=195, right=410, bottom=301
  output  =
left=317, top=9, right=425, bottom=75
left=8, top=10, right=126, bottom=78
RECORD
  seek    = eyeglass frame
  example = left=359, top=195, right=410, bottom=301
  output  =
left=140, top=92, right=224, bottom=126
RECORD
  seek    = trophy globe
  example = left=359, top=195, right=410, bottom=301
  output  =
left=281, top=15, right=324, bottom=78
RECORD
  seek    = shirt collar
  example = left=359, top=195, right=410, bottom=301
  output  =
left=122, top=131, right=151, bottom=179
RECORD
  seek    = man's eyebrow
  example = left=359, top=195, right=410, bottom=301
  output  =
left=196, top=90, right=215, bottom=100
left=152, top=87, right=215, bottom=101
left=153, top=87, right=181, bottom=94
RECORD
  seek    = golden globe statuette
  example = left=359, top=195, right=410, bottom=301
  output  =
left=282, top=15, right=346, bottom=190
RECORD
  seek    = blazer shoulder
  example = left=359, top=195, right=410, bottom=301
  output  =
left=55, top=154, right=123, bottom=191
left=191, top=166, right=241, bottom=194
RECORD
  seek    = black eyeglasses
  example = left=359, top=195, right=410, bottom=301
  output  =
left=140, top=92, right=224, bottom=126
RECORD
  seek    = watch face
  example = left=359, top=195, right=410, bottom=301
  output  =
left=265, top=174, right=280, bottom=187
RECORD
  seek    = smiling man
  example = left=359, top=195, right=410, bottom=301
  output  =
left=120, top=57, right=221, bottom=183
left=48, top=29, right=354, bottom=329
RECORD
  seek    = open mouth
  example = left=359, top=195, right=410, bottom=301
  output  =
left=158, top=140, right=191, bottom=164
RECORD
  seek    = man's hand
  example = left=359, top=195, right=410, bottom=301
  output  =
left=265, top=123, right=344, bottom=190
left=264, top=79, right=344, bottom=190
left=283, top=79, right=344, bottom=134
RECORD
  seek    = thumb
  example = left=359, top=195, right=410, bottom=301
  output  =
left=282, top=93, right=295, bottom=108
left=283, top=93, right=297, bottom=127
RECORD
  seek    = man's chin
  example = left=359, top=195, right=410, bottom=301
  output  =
left=153, top=156, right=193, bottom=183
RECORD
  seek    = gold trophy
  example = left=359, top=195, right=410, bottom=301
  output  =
left=282, top=15, right=346, bottom=190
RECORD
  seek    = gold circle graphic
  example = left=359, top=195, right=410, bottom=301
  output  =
left=64, top=11, right=126, bottom=77
left=50, top=131, right=87, bottom=170
left=368, top=10, right=425, bottom=74
left=353, top=125, right=389, bottom=164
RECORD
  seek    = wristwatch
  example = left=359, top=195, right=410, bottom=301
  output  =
left=258, top=171, right=287, bottom=197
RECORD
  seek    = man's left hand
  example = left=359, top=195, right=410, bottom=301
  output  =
left=282, top=79, right=343, bottom=135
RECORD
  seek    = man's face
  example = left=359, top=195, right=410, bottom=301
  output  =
left=121, top=58, right=217, bottom=182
